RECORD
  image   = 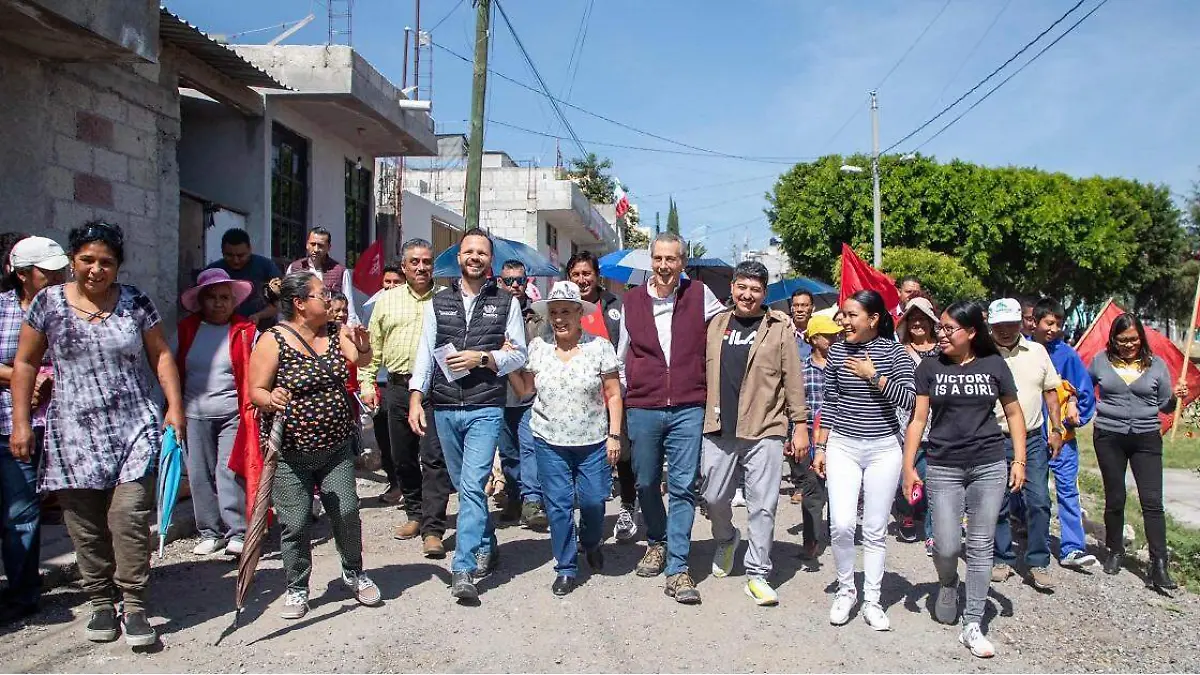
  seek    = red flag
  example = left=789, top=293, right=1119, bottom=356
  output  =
left=1075, top=299, right=1200, bottom=433
left=352, top=239, right=385, bottom=296
left=838, top=243, right=903, bottom=317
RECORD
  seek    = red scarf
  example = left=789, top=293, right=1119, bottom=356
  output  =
left=175, top=314, right=264, bottom=516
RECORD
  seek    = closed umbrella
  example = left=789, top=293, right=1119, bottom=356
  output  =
left=233, top=411, right=287, bottom=627
left=156, top=426, right=184, bottom=558
left=433, top=236, right=559, bottom=278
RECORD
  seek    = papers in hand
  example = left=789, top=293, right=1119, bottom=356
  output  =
left=434, top=344, right=470, bottom=381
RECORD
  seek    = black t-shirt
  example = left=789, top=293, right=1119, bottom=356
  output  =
left=718, top=314, right=763, bottom=437
left=914, top=353, right=1017, bottom=467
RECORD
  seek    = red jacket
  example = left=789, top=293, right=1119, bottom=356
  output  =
left=175, top=314, right=263, bottom=515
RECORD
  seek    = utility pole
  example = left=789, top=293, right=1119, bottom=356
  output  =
left=870, top=90, right=882, bottom=268
left=463, top=0, right=491, bottom=229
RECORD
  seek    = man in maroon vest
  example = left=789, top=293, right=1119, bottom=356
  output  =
left=618, top=232, right=725, bottom=604
left=287, top=226, right=360, bottom=325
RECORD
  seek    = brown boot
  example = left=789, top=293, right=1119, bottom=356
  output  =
left=422, top=534, right=446, bottom=559
left=394, top=520, right=420, bottom=540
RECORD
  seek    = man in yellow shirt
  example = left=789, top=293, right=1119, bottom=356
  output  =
left=360, top=238, right=449, bottom=557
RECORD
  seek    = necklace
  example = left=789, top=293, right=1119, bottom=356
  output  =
left=68, top=285, right=117, bottom=324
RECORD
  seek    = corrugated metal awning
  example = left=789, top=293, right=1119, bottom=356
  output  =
left=159, top=8, right=285, bottom=90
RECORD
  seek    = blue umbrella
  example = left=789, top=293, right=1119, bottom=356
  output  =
left=433, top=236, right=559, bottom=278
left=598, top=248, right=652, bottom=284
left=156, top=425, right=184, bottom=558
left=765, top=277, right=838, bottom=306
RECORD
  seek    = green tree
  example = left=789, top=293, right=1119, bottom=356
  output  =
left=768, top=154, right=1191, bottom=320
left=881, top=247, right=986, bottom=306
left=666, top=197, right=680, bottom=234
left=687, top=241, right=708, bottom=259
left=567, top=153, right=616, bottom=204
left=623, top=204, right=650, bottom=249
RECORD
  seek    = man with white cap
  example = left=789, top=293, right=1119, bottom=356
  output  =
left=987, top=297, right=1064, bottom=592
left=0, top=235, right=68, bottom=623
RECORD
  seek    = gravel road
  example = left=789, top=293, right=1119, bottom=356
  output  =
left=2, top=476, right=1197, bottom=673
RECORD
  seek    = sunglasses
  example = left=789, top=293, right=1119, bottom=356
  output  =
left=499, top=276, right=528, bottom=287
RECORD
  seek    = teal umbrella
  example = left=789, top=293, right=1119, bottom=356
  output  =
left=156, top=425, right=184, bottom=558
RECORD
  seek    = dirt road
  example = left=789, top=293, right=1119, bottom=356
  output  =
left=3, top=477, right=1197, bottom=673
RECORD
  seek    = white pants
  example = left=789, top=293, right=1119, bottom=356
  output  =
left=826, top=432, right=903, bottom=604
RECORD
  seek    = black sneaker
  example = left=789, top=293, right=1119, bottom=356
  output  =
left=521, top=502, right=548, bottom=529
left=85, top=607, right=120, bottom=642
left=451, top=571, right=478, bottom=601
left=122, top=611, right=157, bottom=648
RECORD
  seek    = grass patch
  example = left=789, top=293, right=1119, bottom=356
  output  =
left=1075, top=425, right=1200, bottom=472
left=1077, top=468, right=1200, bottom=592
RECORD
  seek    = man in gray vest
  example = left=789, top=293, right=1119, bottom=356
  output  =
left=408, top=228, right=528, bottom=602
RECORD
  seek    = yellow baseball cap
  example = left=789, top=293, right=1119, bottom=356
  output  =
left=805, top=314, right=842, bottom=339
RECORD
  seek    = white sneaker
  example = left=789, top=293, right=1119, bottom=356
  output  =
left=192, top=538, right=224, bottom=556
left=862, top=601, right=891, bottom=631
left=960, top=622, right=996, bottom=658
left=829, top=589, right=856, bottom=625
left=224, top=538, right=244, bottom=556
left=1060, top=550, right=1098, bottom=569
left=615, top=506, right=638, bottom=542
left=711, top=527, right=741, bottom=578
left=342, top=570, right=383, bottom=606
left=279, top=590, right=309, bottom=619
left=744, top=576, right=779, bottom=606
left=731, top=488, right=747, bottom=508
left=312, top=495, right=325, bottom=519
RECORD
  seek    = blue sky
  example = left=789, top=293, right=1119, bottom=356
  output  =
left=166, top=0, right=1200, bottom=259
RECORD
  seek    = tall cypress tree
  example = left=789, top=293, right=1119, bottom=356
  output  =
left=666, top=197, right=680, bottom=234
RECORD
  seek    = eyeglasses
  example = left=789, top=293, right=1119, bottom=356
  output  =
left=305, top=290, right=332, bottom=301
left=1115, top=337, right=1141, bottom=346
left=934, top=324, right=965, bottom=336
left=499, top=276, right=528, bottom=287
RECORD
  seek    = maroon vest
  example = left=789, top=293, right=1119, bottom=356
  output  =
left=624, top=279, right=707, bottom=409
left=289, top=258, right=346, bottom=293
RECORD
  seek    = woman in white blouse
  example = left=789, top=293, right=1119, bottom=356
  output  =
left=511, top=281, right=623, bottom=597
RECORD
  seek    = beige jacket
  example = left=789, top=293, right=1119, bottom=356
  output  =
left=703, top=308, right=807, bottom=438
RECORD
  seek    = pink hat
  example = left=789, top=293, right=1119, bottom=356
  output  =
left=181, top=268, right=254, bottom=314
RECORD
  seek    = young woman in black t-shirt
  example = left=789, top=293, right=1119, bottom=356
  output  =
left=902, top=301, right=1027, bottom=659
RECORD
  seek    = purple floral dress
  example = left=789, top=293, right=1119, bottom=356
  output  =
left=26, top=285, right=162, bottom=491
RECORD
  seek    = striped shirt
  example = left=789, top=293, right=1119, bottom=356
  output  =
left=360, top=283, right=437, bottom=393
left=819, top=336, right=916, bottom=439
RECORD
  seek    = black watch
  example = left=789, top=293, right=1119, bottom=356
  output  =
left=480, top=351, right=490, bottom=367
left=608, top=433, right=621, bottom=441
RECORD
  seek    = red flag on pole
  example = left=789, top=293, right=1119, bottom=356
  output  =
left=352, top=239, right=385, bottom=296
left=838, top=243, right=903, bottom=317
left=1075, top=299, right=1200, bottom=433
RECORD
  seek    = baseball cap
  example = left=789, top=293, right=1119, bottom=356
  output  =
left=805, top=314, right=843, bottom=339
left=987, top=298, right=1022, bottom=325
left=9, top=236, right=69, bottom=271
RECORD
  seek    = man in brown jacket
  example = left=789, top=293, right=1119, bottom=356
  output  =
left=700, top=261, right=808, bottom=606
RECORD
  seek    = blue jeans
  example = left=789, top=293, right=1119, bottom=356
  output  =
left=1050, top=438, right=1086, bottom=559
left=435, top=408, right=503, bottom=574
left=498, top=405, right=541, bottom=505
left=534, top=437, right=610, bottom=577
left=627, top=405, right=703, bottom=576
left=994, top=432, right=1051, bottom=569
left=1, top=431, right=42, bottom=607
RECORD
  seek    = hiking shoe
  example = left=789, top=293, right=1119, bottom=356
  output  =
left=615, top=505, right=638, bottom=542
left=711, top=527, right=741, bottom=578
left=862, top=601, right=890, bottom=631
left=731, top=488, right=747, bottom=508
left=122, top=611, right=156, bottom=648
left=935, top=582, right=959, bottom=625
left=960, top=622, right=996, bottom=658
left=1028, top=566, right=1055, bottom=591
left=85, top=607, right=120, bottom=642
left=1060, top=550, right=1098, bottom=569
left=451, top=572, right=478, bottom=601
left=224, top=538, right=244, bottom=556
left=897, top=517, right=919, bottom=543
left=744, top=576, right=778, bottom=606
left=192, top=538, right=224, bottom=556
left=521, top=502, right=548, bottom=529
left=925, top=538, right=935, bottom=557
left=636, top=544, right=667, bottom=577
left=279, top=590, right=309, bottom=619
left=665, top=572, right=701, bottom=604
left=422, top=534, right=446, bottom=559
left=991, top=563, right=1013, bottom=583
left=394, top=520, right=420, bottom=540
left=342, top=570, right=382, bottom=606
left=474, top=549, right=499, bottom=581
left=829, top=589, right=856, bottom=626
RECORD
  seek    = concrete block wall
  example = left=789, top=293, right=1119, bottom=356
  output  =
left=0, top=45, right=182, bottom=325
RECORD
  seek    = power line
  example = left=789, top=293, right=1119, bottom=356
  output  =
left=560, top=0, right=595, bottom=102
left=492, top=0, right=587, bottom=157
left=428, top=0, right=465, bottom=33
left=882, top=0, right=1089, bottom=154
left=639, top=173, right=780, bottom=199
left=433, top=40, right=810, bottom=163
left=909, top=0, right=1110, bottom=152
left=923, top=0, right=1013, bottom=117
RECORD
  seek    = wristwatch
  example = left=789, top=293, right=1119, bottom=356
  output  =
left=868, top=372, right=882, bottom=387
left=480, top=351, right=490, bottom=367
left=608, top=433, right=621, bottom=442
left=1051, top=424, right=1066, bottom=435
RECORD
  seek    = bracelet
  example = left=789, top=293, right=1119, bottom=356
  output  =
left=1012, top=460, right=1026, bottom=467
left=814, top=443, right=828, bottom=453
